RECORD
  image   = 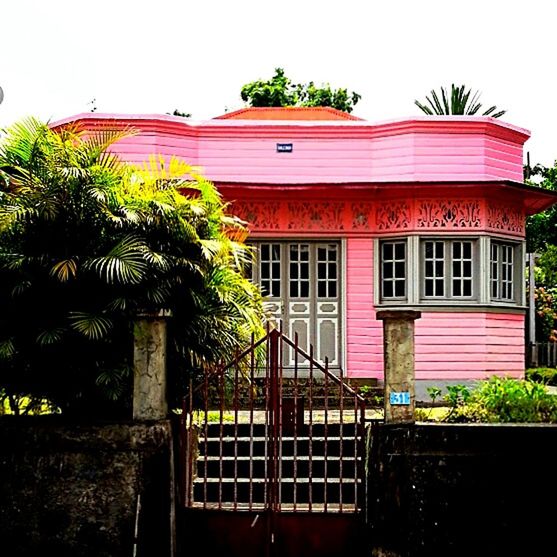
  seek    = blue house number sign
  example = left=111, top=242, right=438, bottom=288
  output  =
left=389, top=391, right=411, bottom=405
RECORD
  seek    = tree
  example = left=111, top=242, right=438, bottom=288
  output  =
left=0, top=118, right=264, bottom=416
left=415, top=84, right=506, bottom=118
left=240, top=67, right=361, bottom=113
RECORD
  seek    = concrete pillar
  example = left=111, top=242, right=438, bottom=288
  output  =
left=377, top=310, right=421, bottom=424
left=133, top=310, right=171, bottom=420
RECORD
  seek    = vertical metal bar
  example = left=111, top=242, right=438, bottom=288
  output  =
left=324, top=357, right=329, bottom=512
left=353, top=387, right=358, bottom=511
left=278, top=329, right=284, bottom=512
left=264, top=328, right=270, bottom=509
left=203, top=371, right=209, bottom=509
left=249, top=332, right=255, bottom=511
left=308, top=343, right=314, bottom=512
left=338, top=367, right=344, bottom=513
left=358, top=399, right=366, bottom=514
left=233, top=355, right=239, bottom=511
left=293, top=332, right=299, bottom=512
left=270, top=329, right=279, bottom=512
left=218, top=366, right=225, bottom=510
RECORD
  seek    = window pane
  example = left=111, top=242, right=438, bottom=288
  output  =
left=383, top=262, right=393, bottom=279
left=435, top=242, right=444, bottom=258
left=394, top=281, right=405, bottom=297
left=453, top=242, right=461, bottom=258
left=435, top=279, right=444, bottom=296
left=383, top=282, right=394, bottom=298
left=453, top=281, right=461, bottom=296
left=425, top=280, right=433, bottom=297
left=394, top=242, right=406, bottom=260
left=383, top=243, right=393, bottom=260
left=395, top=261, right=405, bottom=278
left=301, top=282, right=309, bottom=297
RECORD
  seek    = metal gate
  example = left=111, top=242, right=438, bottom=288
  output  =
left=179, top=328, right=367, bottom=524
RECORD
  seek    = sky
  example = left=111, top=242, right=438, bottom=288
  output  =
left=1, top=0, right=556, bottom=167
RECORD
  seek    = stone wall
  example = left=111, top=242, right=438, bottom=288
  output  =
left=0, top=418, right=175, bottom=557
left=367, top=423, right=557, bottom=556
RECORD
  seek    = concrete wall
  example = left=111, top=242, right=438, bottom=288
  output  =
left=367, top=423, right=557, bottom=556
left=0, top=418, right=175, bottom=557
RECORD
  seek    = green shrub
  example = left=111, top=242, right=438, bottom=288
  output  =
left=422, top=376, right=557, bottom=423
left=445, top=376, right=557, bottom=423
left=526, top=367, right=557, bottom=386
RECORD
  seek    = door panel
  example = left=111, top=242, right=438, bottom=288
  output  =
left=253, top=241, right=342, bottom=370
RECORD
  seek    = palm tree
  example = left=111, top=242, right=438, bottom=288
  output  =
left=415, top=84, right=506, bottom=118
left=0, top=118, right=264, bottom=416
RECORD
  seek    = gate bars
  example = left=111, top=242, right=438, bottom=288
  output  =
left=181, top=328, right=367, bottom=513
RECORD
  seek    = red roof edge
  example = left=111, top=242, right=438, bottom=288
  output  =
left=214, top=106, right=364, bottom=121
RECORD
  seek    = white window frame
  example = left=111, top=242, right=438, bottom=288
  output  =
left=376, top=235, right=524, bottom=308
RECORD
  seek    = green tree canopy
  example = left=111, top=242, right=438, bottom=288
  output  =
left=415, top=84, right=506, bottom=118
left=0, top=118, right=264, bottom=416
left=240, top=68, right=361, bottom=113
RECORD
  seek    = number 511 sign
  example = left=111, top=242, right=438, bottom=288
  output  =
left=389, top=391, right=411, bottom=405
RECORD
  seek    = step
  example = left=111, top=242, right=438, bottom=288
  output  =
left=198, top=437, right=363, bottom=458
left=196, top=456, right=361, bottom=478
left=192, top=478, right=362, bottom=505
left=194, top=422, right=363, bottom=437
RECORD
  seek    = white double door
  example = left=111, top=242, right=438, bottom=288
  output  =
left=253, top=241, right=341, bottom=368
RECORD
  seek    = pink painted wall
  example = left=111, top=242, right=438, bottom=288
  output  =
left=52, top=113, right=530, bottom=185
left=345, top=238, right=383, bottom=378
left=414, top=312, right=524, bottom=380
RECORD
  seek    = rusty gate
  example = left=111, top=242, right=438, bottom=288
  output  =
left=178, top=328, right=369, bottom=556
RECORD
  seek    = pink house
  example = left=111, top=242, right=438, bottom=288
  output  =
left=55, top=107, right=557, bottom=393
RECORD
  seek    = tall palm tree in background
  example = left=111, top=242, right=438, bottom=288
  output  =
left=415, top=84, right=506, bottom=118
left=0, top=118, right=264, bottom=416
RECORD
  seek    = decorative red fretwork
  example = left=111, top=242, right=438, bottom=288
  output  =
left=351, top=203, right=373, bottom=230
left=376, top=201, right=411, bottom=231
left=417, top=200, right=481, bottom=229
left=287, top=202, right=344, bottom=231
left=232, top=202, right=281, bottom=230
left=487, top=204, right=524, bottom=234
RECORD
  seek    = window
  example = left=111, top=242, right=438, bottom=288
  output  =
left=490, top=242, right=515, bottom=301
left=422, top=239, right=475, bottom=300
left=377, top=236, right=521, bottom=307
left=380, top=241, right=407, bottom=300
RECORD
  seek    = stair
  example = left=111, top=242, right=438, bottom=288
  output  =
left=190, top=421, right=365, bottom=512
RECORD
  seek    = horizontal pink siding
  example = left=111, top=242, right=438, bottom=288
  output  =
left=345, top=238, right=383, bottom=378
left=414, top=312, right=525, bottom=380
left=57, top=113, right=530, bottom=185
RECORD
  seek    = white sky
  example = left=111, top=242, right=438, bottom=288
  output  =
left=1, top=0, right=556, bottom=167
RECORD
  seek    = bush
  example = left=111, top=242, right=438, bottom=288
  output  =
left=526, top=367, right=557, bottom=386
left=425, top=377, right=557, bottom=423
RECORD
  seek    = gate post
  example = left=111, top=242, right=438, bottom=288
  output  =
left=377, top=310, right=421, bottom=424
left=133, top=310, right=171, bottom=420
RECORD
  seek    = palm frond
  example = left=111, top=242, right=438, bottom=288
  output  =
left=50, top=258, right=78, bottom=282
left=0, top=338, right=15, bottom=359
left=69, top=312, right=113, bottom=340
left=85, top=235, right=147, bottom=284
left=36, top=328, right=65, bottom=346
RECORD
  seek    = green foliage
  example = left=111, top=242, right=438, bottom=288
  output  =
left=525, top=162, right=557, bottom=253
left=0, top=118, right=265, bottom=416
left=240, top=68, right=361, bottom=113
left=424, top=377, right=557, bottom=423
left=415, top=84, right=505, bottom=118
left=526, top=367, right=557, bottom=386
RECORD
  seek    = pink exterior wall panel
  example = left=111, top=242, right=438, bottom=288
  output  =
left=51, top=114, right=531, bottom=185
left=414, top=312, right=525, bottom=381
left=345, top=238, right=383, bottom=379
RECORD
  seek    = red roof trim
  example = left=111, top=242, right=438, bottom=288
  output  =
left=214, top=106, right=364, bottom=121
